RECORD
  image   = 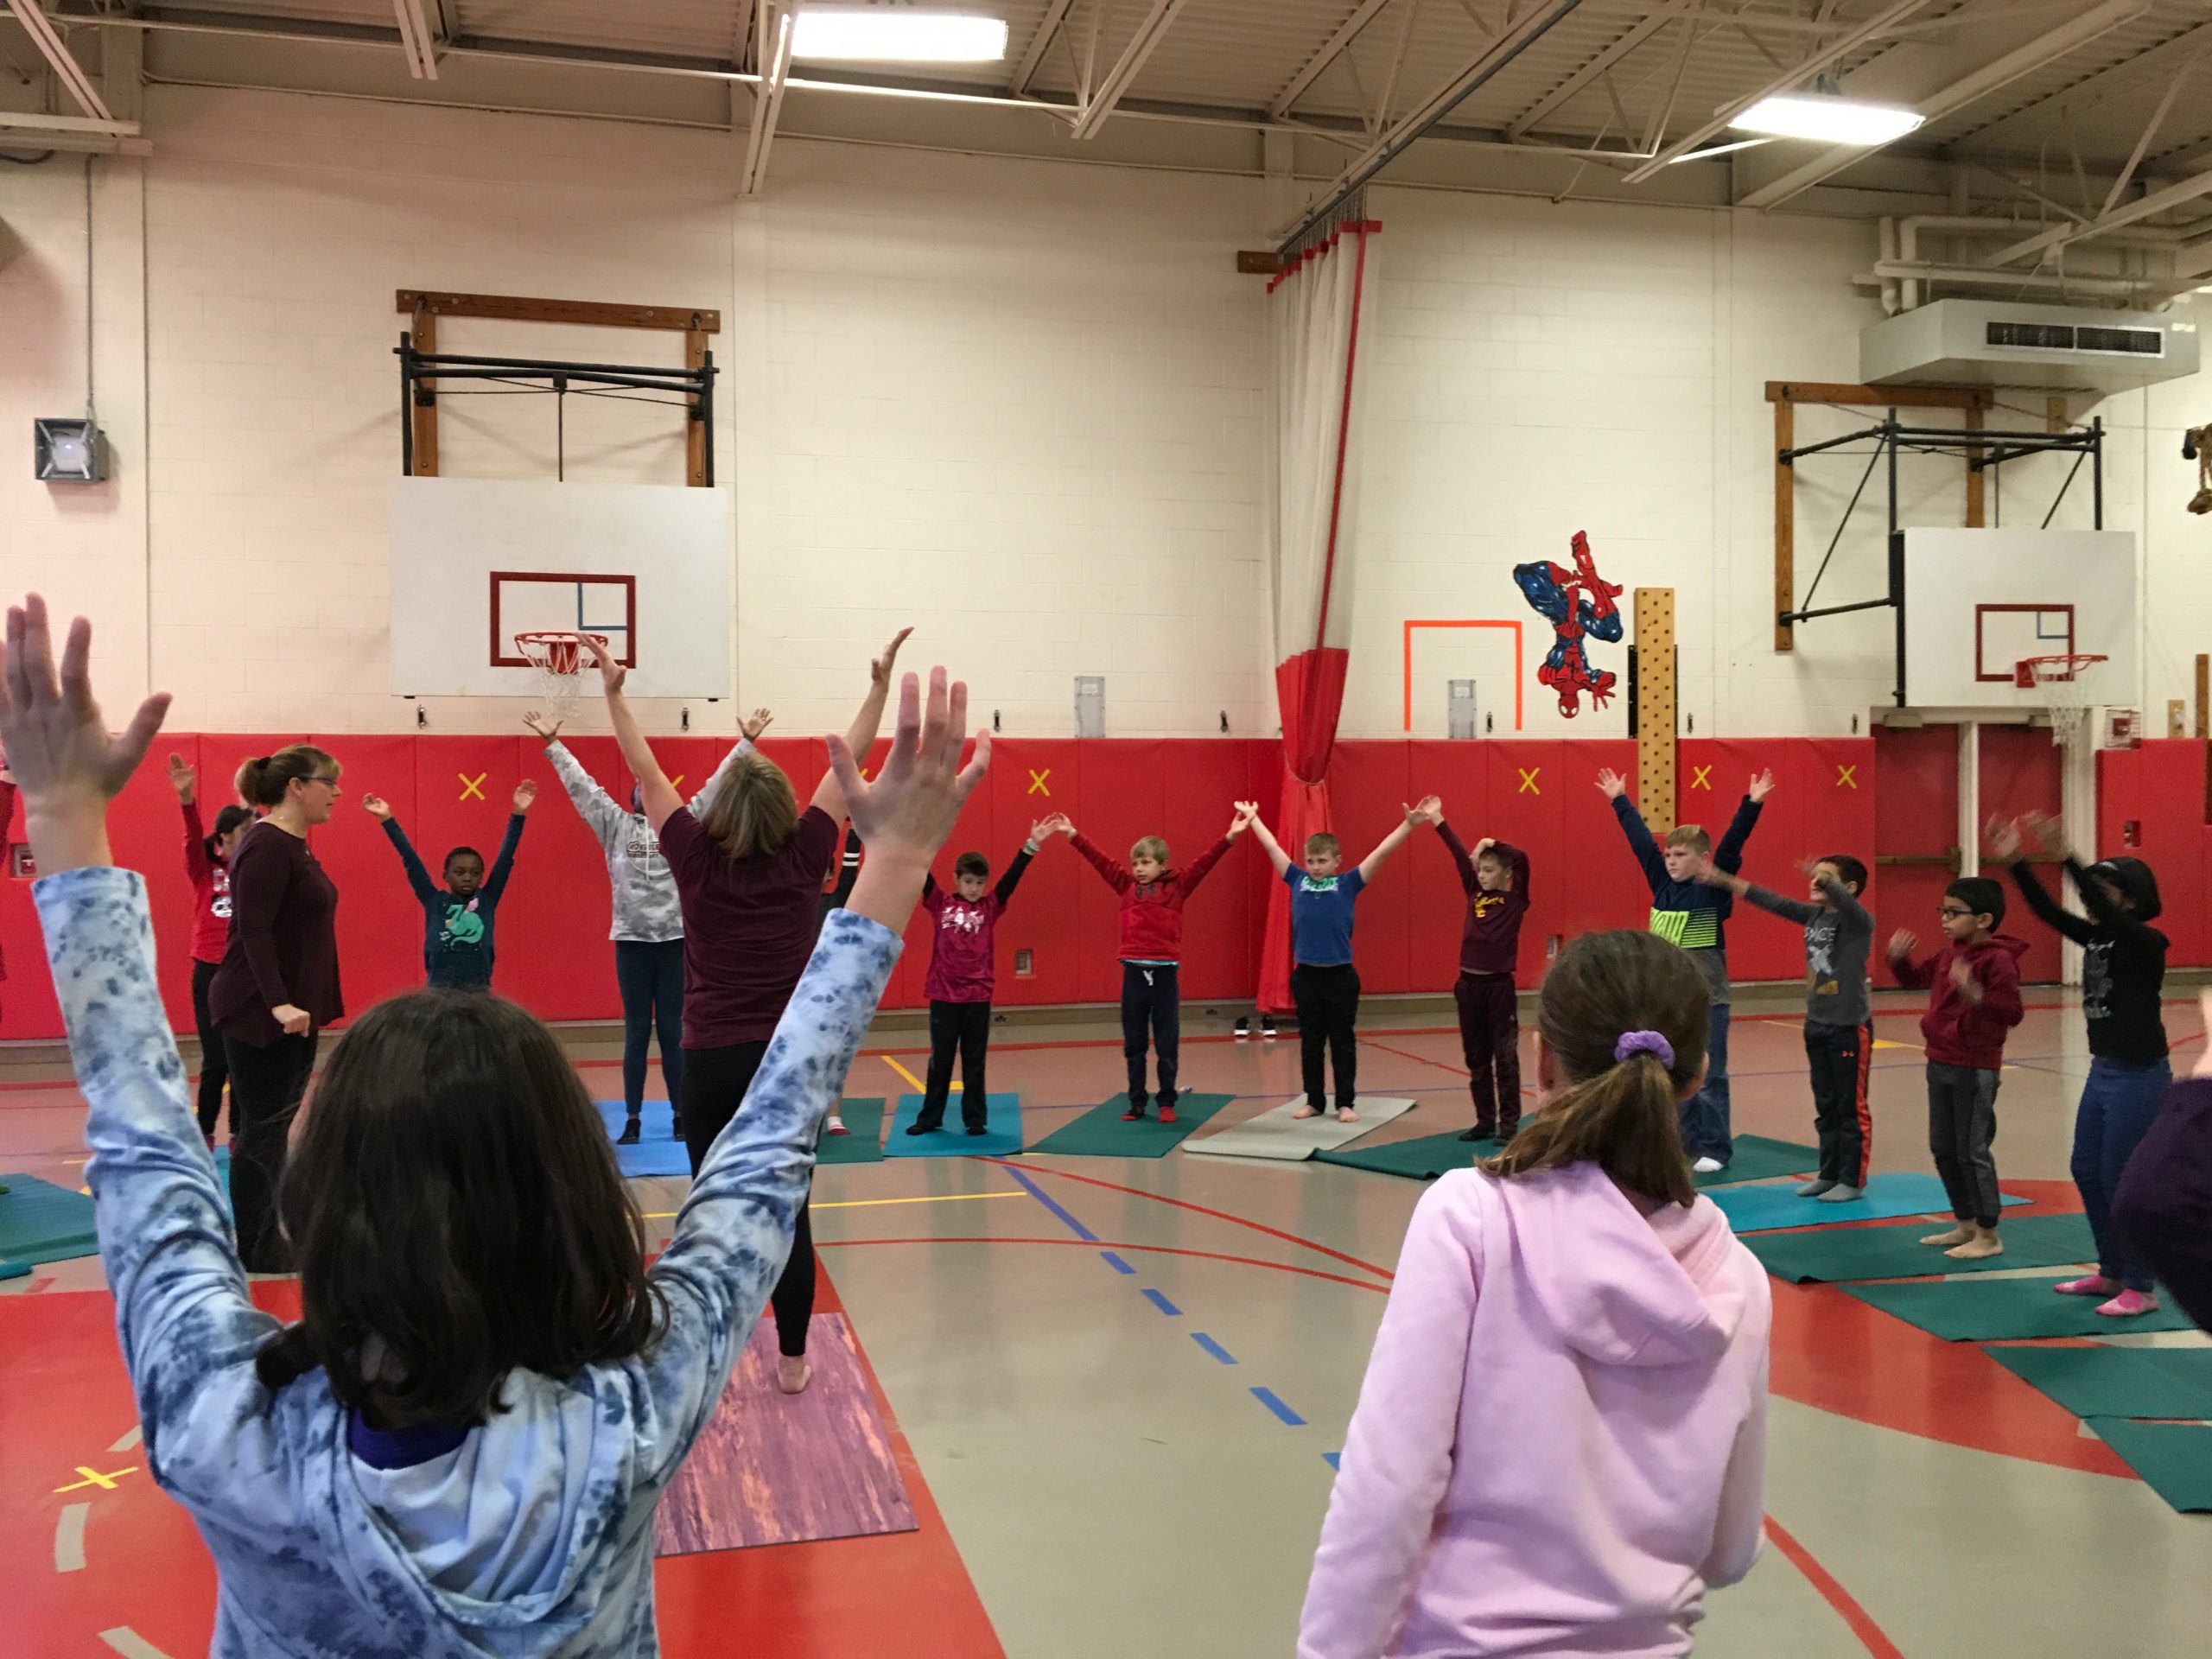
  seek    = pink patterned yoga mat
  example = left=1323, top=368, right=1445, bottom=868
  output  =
left=654, top=1312, right=918, bottom=1556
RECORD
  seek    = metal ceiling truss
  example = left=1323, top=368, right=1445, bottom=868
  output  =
left=8, top=0, right=111, bottom=118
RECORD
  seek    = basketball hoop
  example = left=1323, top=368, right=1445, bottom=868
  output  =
left=514, top=631, right=609, bottom=721
left=2016, top=653, right=2107, bottom=750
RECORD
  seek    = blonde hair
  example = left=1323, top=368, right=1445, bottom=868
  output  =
left=237, top=745, right=338, bottom=807
left=1305, top=831, right=1340, bottom=858
left=1663, top=824, right=1712, bottom=855
left=697, top=751, right=798, bottom=860
left=1130, top=836, right=1169, bottom=865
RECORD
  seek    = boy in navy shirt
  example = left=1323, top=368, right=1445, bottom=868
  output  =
left=1246, top=797, right=1435, bottom=1122
left=362, top=782, right=534, bottom=989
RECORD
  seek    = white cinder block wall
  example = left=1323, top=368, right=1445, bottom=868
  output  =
left=3, top=83, right=2204, bottom=741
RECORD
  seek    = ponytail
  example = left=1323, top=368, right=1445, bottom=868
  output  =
left=206, top=803, right=254, bottom=862
left=1483, top=930, right=1707, bottom=1207
left=237, top=745, right=337, bottom=809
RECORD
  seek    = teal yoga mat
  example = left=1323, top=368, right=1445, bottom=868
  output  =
left=1748, top=1211, right=2097, bottom=1284
left=2084, top=1419, right=2212, bottom=1513
left=1314, top=1129, right=1499, bottom=1180
left=1694, top=1135, right=1822, bottom=1188
left=1843, top=1274, right=2199, bottom=1340
left=1991, top=1345, right=2212, bottom=1421
left=0, top=1173, right=99, bottom=1273
left=1707, top=1172, right=2024, bottom=1235
left=817, top=1099, right=887, bottom=1166
left=1026, top=1095, right=1234, bottom=1159
left=886, top=1094, right=1023, bottom=1158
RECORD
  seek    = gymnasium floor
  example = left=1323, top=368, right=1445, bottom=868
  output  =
left=5, top=987, right=2208, bottom=1658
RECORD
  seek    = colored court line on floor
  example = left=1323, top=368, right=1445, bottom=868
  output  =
left=815, top=1238, right=1394, bottom=1298
left=1251, top=1386, right=1306, bottom=1427
left=1192, top=1332, right=1236, bottom=1364
left=982, top=1157, right=1395, bottom=1282
left=1761, top=1517, right=1904, bottom=1659
left=880, top=1054, right=927, bottom=1092
left=1322, top=1452, right=1340, bottom=1471
left=642, top=1191, right=1027, bottom=1221
left=1099, top=1251, right=1135, bottom=1274
left=996, top=1163, right=1099, bottom=1242
left=99, top=1631, right=175, bottom=1659
left=1141, top=1288, right=1180, bottom=1316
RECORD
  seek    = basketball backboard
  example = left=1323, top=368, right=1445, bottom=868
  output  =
left=1900, top=529, right=2135, bottom=713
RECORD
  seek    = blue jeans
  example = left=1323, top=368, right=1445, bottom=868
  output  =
left=2074, top=1057, right=2171, bottom=1291
left=1679, top=1001, right=1732, bottom=1163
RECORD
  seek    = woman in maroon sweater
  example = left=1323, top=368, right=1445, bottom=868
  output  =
left=209, top=745, right=345, bottom=1272
left=594, top=628, right=903, bottom=1395
left=167, top=753, right=252, bottom=1146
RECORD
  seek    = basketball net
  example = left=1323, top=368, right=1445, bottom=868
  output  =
left=514, top=631, right=608, bottom=722
left=2016, top=653, right=2105, bottom=751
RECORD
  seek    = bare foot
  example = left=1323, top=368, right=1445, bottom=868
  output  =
left=1291, top=1104, right=1321, bottom=1120
left=776, top=1355, right=811, bottom=1395
left=1336, top=1107, right=1359, bottom=1123
left=1919, top=1224, right=1973, bottom=1248
left=1945, top=1229, right=2003, bottom=1261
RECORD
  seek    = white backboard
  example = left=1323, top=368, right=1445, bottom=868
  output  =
left=1902, top=529, right=2136, bottom=711
left=389, top=477, right=733, bottom=699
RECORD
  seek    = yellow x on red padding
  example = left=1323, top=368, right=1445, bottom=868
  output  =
left=1690, top=765, right=1712, bottom=790
left=54, top=1465, right=137, bottom=1494
left=1836, top=765, right=1859, bottom=789
left=457, top=772, right=486, bottom=801
left=1517, top=767, right=1541, bottom=795
left=1027, top=769, right=1052, bottom=796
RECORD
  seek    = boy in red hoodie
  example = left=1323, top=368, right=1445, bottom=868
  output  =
left=1886, top=875, right=2027, bottom=1260
left=1055, top=804, right=1255, bottom=1122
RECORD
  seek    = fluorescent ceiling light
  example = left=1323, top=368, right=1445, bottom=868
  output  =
left=791, top=6, right=1009, bottom=63
left=1731, top=93, right=1923, bottom=146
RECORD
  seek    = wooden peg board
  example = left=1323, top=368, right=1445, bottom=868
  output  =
left=1634, top=588, right=1676, bottom=814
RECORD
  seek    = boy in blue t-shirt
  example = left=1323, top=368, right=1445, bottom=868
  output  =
left=1245, top=796, right=1436, bottom=1122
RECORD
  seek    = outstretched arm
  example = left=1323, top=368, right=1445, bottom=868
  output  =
left=480, top=786, right=532, bottom=906
left=810, top=630, right=912, bottom=823
left=1599, top=770, right=1668, bottom=889
left=1357, top=799, right=1433, bottom=885
left=364, top=798, right=440, bottom=906
left=1244, top=811, right=1293, bottom=877
left=1064, top=822, right=1135, bottom=893
left=530, top=718, right=626, bottom=853
left=588, top=639, right=683, bottom=832
left=992, top=834, right=1041, bottom=907
left=1713, top=772, right=1772, bottom=874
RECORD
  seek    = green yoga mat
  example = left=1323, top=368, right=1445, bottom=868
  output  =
left=1844, top=1274, right=2199, bottom=1341
left=1315, top=1128, right=1498, bottom=1180
left=1026, top=1095, right=1235, bottom=1159
left=0, top=1173, right=100, bottom=1273
left=1694, top=1135, right=1823, bottom=1188
left=2085, top=1419, right=2212, bottom=1513
left=1992, top=1345, right=2212, bottom=1421
left=817, top=1099, right=887, bottom=1166
left=1749, top=1211, right=2098, bottom=1284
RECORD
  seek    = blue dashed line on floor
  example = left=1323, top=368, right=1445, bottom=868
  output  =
left=1192, top=1332, right=1236, bottom=1364
left=1141, top=1287, right=1181, bottom=1316
left=1251, top=1386, right=1306, bottom=1427
left=1099, top=1251, right=1136, bottom=1274
left=1001, top=1164, right=1100, bottom=1243
left=1322, top=1452, right=1341, bottom=1471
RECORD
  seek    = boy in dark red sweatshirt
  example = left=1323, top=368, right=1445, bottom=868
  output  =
left=1429, top=811, right=1530, bottom=1143
left=1886, top=875, right=2027, bottom=1261
left=1056, top=804, right=1255, bottom=1122
left=908, top=823, right=1051, bottom=1136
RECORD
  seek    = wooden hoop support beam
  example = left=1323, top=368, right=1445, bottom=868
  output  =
left=1630, top=588, right=1675, bottom=817
left=395, top=291, right=721, bottom=486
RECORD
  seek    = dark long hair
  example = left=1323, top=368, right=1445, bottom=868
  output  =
left=255, top=989, right=666, bottom=1423
left=1484, top=930, right=1707, bottom=1207
left=205, top=804, right=253, bottom=864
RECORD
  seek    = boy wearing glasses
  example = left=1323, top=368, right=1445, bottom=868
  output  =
left=1886, top=877, right=2027, bottom=1260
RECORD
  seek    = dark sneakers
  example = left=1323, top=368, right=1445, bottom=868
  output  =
left=906, top=1119, right=942, bottom=1136
left=616, top=1118, right=641, bottom=1146
left=1122, top=1102, right=1148, bottom=1121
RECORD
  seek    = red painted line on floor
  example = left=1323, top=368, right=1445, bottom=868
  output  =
left=1364, top=1037, right=1471, bottom=1078
left=981, top=1158, right=1395, bottom=1282
left=1763, top=1516, right=1904, bottom=1659
left=817, top=1235, right=1392, bottom=1294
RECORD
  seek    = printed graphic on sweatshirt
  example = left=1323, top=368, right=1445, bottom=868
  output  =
left=1649, top=907, right=1719, bottom=950
left=210, top=868, right=232, bottom=921
left=2084, top=938, right=2113, bottom=1021
left=1299, top=874, right=1343, bottom=893
left=1472, top=892, right=1512, bottom=920
left=442, top=898, right=485, bottom=950
left=938, top=905, right=987, bottom=937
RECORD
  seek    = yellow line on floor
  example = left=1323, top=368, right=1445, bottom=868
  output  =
left=880, top=1053, right=926, bottom=1091
left=641, top=1190, right=1027, bottom=1221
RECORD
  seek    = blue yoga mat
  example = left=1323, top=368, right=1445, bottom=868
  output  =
left=594, top=1101, right=691, bottom=1178
left=1707, top=1171, right=2026, bottom=1234
left=886, top=1094, right=1024, bottom=1158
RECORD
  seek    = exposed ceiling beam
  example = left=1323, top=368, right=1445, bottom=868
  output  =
left=2099, top=54, right=2195, bottom=218
left=392, top=0, right=439, bottom=80
left=1505, top=0, right=1694, bottom=139
left=1733, top=0, right=2147, bottom=210
left=1983, top=162, right=2212, bottom=267
left=7, top=0, right=113, bottom=118
left=1070, top=0, right=1190, bottom=140
left=1277, top=0, right=1584, bottom=245
left=738, top=0, right=791, bottom=196
left=1269, top=0, right=1396, bottom=120
left=1010, top=0, right=1077, bottom=98
left=1623, top=0, right=1937, bottom=182
left=1951, top=15, right=2212, bottom=161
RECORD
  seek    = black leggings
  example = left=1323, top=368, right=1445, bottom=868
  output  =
left=190, top=959, right=232, bottom=1138
left=1119, top=962, right=1181, bottom=1108
left=225, top=1029, right=318, bottom=1274
left=1291, top=963, right=1360, bottom=1109
left=921, top=1000, right=992, bottom=1131
left=614, top=939, right=685, bottom=1118
left=683, top=1040, right=816, bottom=1357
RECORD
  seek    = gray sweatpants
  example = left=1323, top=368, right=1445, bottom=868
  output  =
left=1927, top=1062, right=2002, bottom=1227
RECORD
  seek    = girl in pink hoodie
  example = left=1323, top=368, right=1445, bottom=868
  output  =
left=1300, top=930, right=1771, bottom=1658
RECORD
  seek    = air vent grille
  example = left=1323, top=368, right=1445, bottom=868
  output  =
left=1986, top=321, right=2163, bottom=357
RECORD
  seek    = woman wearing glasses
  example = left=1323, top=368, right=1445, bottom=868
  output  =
left=210, top=746, right=346, bottom=1272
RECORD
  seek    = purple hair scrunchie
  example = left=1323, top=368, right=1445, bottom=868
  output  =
left=1613, top=1030, right=1675, bottom=1068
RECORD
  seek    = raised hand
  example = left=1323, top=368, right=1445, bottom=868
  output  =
left=523, top=710, right=563, bottom=742
left=1748, top=769, right=1776, bottom=804
left=870, top=628, right=914, bottom=689
left=1406, top=795, right=1444, bottom=827
left=828, top=668, right=988, bottom=925
left=167, top=752, right=197, bottom=802
left=2019, top=808, right=2069, bottom=859
left=1030, top=815, right=1058, bottom=845
left=361, top=794, right=393, bottom=822
left=1888, top=928, right=1918, bottom=960
left=513, top=780, right=537, bottom=813
left=1949, top=957, right=1982, bottom=1002
left=1039, top=810, right=1076, bottom=838
left=584, top=632, right=627, bottom=696
left=1474, top=836, right=1495, bottom=857
left=1694, top=868, right=1745, bottom=892
left=1986, top=815, right=2024, bottom=862
left=1595, top=768, right=1628, bottom=800
left=1228, top=800, right=1260, bottom=837
left=0, top=595, right=172, bottom=874
left=741, top=707, right=774, bottom=741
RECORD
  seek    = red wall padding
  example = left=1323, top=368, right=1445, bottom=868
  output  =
left=0, top=734, right=2196, bottom=1041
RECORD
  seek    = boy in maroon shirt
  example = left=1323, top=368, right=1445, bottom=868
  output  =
left=909, top=821, right=1054, bottom=1135
left=1053, top=804, right=1255, bottom=1122
left=1427, top=804, right=1531, bottom=1143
